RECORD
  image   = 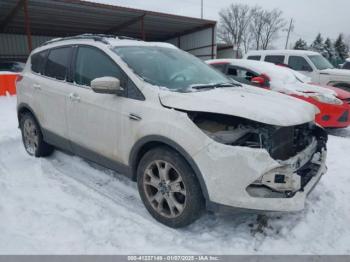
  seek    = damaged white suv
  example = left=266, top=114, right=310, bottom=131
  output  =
left=17, top=35, right=328, bottom=228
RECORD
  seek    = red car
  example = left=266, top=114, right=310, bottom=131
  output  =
left=207, top=59, right=350, bottom=128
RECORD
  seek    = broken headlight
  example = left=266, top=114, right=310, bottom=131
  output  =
left=189, top=112, right=318, bottom=161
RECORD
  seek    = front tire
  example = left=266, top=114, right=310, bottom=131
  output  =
left=137, top=146, right=205, bottom=228
left=20, top=113, right=54, bottom=157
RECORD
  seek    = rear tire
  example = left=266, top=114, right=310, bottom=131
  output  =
left=20, top=113, right=54, bottom=157
left=137, top=146, right=205, bottom=228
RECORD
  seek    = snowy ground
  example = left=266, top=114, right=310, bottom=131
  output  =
left=1, top=95, right=350, bottom=255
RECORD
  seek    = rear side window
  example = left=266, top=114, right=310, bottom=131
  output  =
left=288, top=56, right=313, bottom=71
left=247, top=56, right=261, bottom=61
left=31, top=51, right=48, bottom=74
left=44, top=47, right=72, bottom=81
left=74, top=46, right=123, bottom=87
left=264, top=55, right=285, bottom=64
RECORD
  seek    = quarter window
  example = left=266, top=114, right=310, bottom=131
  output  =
left=31, top=51, right=48, bottom=74
left=74, top=46, right=123, bottom=87
left=264, top=55, right=285, bottom=64
left=288, top=56, right=313, bottom=71
left=44, top=47, right=72, bottom=80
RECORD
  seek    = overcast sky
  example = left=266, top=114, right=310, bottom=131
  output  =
left=91, top=0, right=350, bottom=48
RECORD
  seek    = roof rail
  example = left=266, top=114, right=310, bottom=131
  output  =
left=41, top=34, right=140, bottom=46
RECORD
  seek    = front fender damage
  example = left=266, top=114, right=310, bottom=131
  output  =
left=188, top=111, right=328, bottom=209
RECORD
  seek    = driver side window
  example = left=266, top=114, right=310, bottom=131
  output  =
left=288, top=56, right=313, bottom=72
left=227, top=66, right=257, bottom=85
left=75, top=46, right=124, bottom=87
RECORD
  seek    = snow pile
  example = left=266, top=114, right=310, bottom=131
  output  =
left=0, top=96, right=350, bottom=254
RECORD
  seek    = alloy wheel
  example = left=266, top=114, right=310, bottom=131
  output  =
left=143, top=160, right=187, bottom=218
left=22, top=118, right=39, bottom=155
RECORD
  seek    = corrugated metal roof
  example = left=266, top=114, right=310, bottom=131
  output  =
left=0, top=0, right=216, bottom=41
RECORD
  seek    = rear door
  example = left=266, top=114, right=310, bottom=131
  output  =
left=33, top=46, right=73, bottom=148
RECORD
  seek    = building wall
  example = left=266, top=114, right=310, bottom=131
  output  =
left=217, top=48, right=235, bottom=59
left=0, top=33, right=53, bottom=61
left=1, top=28, right=216, bottom=61
left=166, top=27, right=216, bottom=60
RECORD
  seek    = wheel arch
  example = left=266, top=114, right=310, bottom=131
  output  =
left=327, top=81, right=350, bottom=88
left=17, top=103, right=41, bottom=127
left=129, top=135, right=210, bottom=201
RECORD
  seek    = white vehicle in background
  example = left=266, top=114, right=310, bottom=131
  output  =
left=244, top=50, right=350, bottom=91
left=16, top=34, right=327, bottom=228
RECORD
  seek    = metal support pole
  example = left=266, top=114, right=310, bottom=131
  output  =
left=23, top=0, right=32, bottom=52
left=285, top=18, right=293, bottom=49
left=140, top=16, right=145, bottom=40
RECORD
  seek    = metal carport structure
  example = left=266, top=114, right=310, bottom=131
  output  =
left=0, top=0, right=217, bottom=61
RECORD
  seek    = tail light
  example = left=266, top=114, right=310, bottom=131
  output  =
left=16, top=74, right=23, bottom=83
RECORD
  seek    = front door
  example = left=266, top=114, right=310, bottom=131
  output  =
left=288, top=55, right=315, bottom=80
left=66, top=45, right=126, bottom=162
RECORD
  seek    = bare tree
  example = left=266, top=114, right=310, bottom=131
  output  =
left=241, top=30, right=253, bottom=54
left=249, top=7, right=266, bottom=50
left=218, top=4, right=255, bottom=56
left=260, top=9, right=287, bottom=50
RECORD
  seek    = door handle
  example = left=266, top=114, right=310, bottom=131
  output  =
left=129, top=113, right=142, bottom=121
left=69, top=93, right=81, bottom=102
left=33, top=83, right=41, bottom=90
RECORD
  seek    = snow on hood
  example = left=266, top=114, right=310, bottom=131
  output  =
left=159, top=86, right=317, bottom=127
left=320, top=68, right=350, bottom=77
left=275, top=81, right=336, bottom=97
left=254, top=64, right=338, bottom=99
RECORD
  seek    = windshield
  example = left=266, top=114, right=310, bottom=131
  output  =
left=308, top=55, right=334, bottom=70
left=113, top=46, right=236, bottom=91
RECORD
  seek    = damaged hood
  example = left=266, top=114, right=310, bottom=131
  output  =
left=159, top=86, right=318, bottom=126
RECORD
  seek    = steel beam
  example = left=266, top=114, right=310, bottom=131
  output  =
left=0, top=0, right=25, bottom=32
left=106, top=14, right=146, bottom=34
left=23, top=0, right=32, bottom=52
left=140, top=15, right=145, bottom=40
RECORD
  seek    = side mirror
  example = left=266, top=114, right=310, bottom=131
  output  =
left=91, top=77, right=123, bottom=94
left=251, top=76, right=266, bottom=87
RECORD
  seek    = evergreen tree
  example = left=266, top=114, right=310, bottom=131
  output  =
left=293, top=38, right=308, bottom=50
left=334, top=34, right=349, bottom=62
left=324, top=38, right=337, bottom=64
left=310, top=33, right=326, bottom=56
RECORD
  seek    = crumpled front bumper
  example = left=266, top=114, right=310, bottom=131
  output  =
left=193, top=137, right=327, bottom=212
